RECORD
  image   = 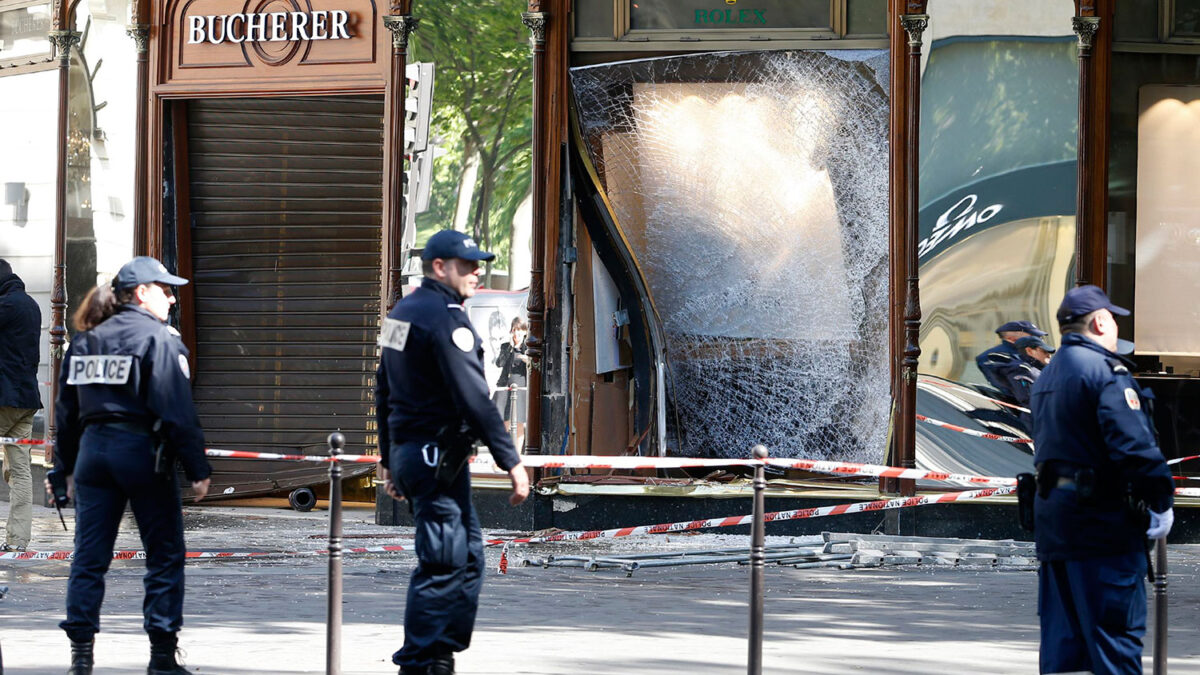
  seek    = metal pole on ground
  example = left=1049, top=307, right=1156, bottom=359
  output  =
left=748, top=444, right=768, bottom=675
left=1153, top=537, right=1168, bottom=675
left=326, top=432, right=345, bottom=675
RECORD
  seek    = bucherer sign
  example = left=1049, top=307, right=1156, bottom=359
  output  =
left=187, top=10, right=353, bottom=45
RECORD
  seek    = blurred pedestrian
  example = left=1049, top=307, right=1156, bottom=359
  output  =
left=0, top=258, right=42, bottom=553
left=49, top=257, right=211, bottom=675
left=1002, top=335, right=1055, bottom=408
left=1030, top=285, right=1174, bottom=675
left=976, top=319, right=1047, bottom=400
left=491, top=317, right=529, bottom=446
left=375, top=230, right=529, bottom=675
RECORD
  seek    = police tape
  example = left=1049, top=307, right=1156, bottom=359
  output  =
left=1169, top=454, right=1200, bottom=466
left=915, top=414, right=1034, bottom=444
left=0, top=544, right=411, bottom=562
left=488, top=485, right=1018, bottom=545
left=0, top=436, right=48, bottom=446
left=203, top=448, right=381, bottom=464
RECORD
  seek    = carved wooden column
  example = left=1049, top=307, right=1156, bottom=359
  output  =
left=47, top=0, right=82, bottom=460
left=895, top=8, right=928, bottom=498
left=382, top=2, right=418, bottom=312
left=1073, top=2, right=1100, bottom=287
left=521, top=5, right=547, bottom=458
left=127, top=1, right=150, bottom=256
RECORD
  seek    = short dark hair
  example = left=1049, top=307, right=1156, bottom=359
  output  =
left=1059, top=309, right=1100, bottom=336
left=421, top=258, right=436, bottom=277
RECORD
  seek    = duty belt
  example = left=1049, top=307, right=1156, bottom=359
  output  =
left=91, top=420, right=152, bottom=437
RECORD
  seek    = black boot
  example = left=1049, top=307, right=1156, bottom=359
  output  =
left=430, top=654, right=455, bottom=675
left=67, top=637, right=94, bottom=675
left=147, top=632, right=193, bottom=675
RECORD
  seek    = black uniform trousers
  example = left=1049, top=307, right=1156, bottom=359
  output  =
left=391, top=440, right=485, bottom=669
left=1038, top=550, right=1147, bottom=675
left=61, top=425, right=186, bottom=640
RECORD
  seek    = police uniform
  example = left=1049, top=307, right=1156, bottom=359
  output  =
left=1030, top=290, right=1174, bottom=675
left=975, top=320, right=1048, bottom=397
left=375, top=234, right=522, bottom=675
left=53, top=258, right=209, bottom=673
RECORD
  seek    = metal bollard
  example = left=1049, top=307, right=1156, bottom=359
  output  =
left=326, top=431, right=345, bottom=675
left=748, top=444, right=768, bottom=675
left=1153, top=537, right=1168, bottom=675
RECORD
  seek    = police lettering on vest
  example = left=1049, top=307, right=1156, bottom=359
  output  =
left=67, top=355, right=134, bottom=385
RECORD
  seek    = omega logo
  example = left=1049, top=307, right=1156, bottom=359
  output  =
left=918, top=194, right=1003, bottom=258
left=187, top=8, right=352, bottom=45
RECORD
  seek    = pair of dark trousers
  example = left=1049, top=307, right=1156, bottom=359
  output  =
left=61, top=426, right=186, bottom=640
left=1038, top=551, right=1147, bottom=675
left=391, top=440, right=485, bottom=669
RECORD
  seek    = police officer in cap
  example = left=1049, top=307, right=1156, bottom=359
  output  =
left=49, top=256, right=211, bottom=675
left=1002, top=335, right=1055, bottom=409
left=1030, top=285, right=1174, bottom=675
left=976, top=319, right=1048, bottom=399
left=376, top=230, right=529, bottom=675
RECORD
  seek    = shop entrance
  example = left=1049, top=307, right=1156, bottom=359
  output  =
left=183, top=96, right=384, bottom=458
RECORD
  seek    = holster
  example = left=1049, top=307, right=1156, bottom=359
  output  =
left=1016, top=473, right=1036, bottom=531
left=151, top=420, right=172, bottom=478
left=433, top=424, right=478, bottom=490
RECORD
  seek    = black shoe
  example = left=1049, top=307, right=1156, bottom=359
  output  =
left=68, top=637, right=94, bottom=675
left=430, top=654, right=455, bottom=675
left=147, top=632, right=193, bottom=675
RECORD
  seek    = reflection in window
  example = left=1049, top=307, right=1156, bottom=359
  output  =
left=0, top=2, right=52, bottom=64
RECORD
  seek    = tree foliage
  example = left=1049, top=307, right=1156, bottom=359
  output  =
left=412, top=0, right=533, bottom=280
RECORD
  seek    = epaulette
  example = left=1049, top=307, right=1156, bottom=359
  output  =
left=166, top=325, right=182, bottom=338
left=1104, top=356, right=1129, bottom=375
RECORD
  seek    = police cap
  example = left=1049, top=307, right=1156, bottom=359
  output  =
left=1056, top=284, right=1129, bottom=324
left=996, top=320, right=1047, bottom=336
left=421, top=230, right=496, bottom=262
left=1014, top=336, right=1055, bottom=353
left=112, top=256, right=188, bottom=290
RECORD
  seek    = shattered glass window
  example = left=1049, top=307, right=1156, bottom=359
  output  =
left=572, top=50, right=890, bottom=462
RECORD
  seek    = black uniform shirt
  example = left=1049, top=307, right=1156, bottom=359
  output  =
left=1029, top=332, right=1173, bottom=559
left=375, top=278, right=522, bottom=473
left=55, top=304, right=211, bottom=482
left=976, top=340, right=1021, bottom=394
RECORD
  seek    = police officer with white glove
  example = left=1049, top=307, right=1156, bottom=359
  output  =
left=375, top=231, right=529, bottom=675
left=1030, top=285, right=1174, bottom=675
left=50, top=257, right=211, bottom=675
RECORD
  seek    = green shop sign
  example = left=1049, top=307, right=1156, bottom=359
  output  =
left=630, top=0, right=829, bottom=31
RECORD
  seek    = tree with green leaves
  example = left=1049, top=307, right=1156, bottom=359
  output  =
left=413, top=0, right=533, bottom=287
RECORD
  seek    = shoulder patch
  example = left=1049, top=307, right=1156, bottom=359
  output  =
left=451, top=326, right=475, bottom=352
left=379, top=318, right=411, bottom=352
left=67, top=354, right=134, bottom=385
left=178, top=353, right=191, bottom=379
left=1124, top=388, right=1141, bottom=410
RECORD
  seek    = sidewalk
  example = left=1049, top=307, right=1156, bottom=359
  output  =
left=1, top=499, right=1198, bottom=674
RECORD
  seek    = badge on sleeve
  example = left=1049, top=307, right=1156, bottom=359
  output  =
left=178, top=354, right=191, bottom=379
left=451, top=327, right=475, bottom=352
left=1124, top=388, right=1141, bottom=410
left=379, top=318, right=411, bottom=352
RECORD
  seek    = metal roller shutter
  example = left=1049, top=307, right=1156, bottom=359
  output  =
left=187, top=96, right=383, bottom=456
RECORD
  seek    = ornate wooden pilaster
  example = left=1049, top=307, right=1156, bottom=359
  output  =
left=47, top=12, right=81, bottom=461
left=521, top=6, right=548, bottom=458
left=382, top=3, right=418, bottom=312
left=1073, top=6, right=1100, bottom=288
left=127, top=8, right=150, bottom=256
left=895, top=8, right=927, bottom=498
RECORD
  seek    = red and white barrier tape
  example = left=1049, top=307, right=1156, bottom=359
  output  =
left=204, top=448, right=381, bottom=464
left=0, top=544, right=410, bottom=562
left=491, top=485, right=1017, bottom=545
left=916, top=414, right=1033, bottom=444
left=0, top=436, right=48, bottom=446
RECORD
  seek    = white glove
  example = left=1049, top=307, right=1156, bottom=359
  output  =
left=1146, top=508, right=1174, bottom=539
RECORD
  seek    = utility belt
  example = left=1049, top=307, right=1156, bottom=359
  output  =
left=87, top=418, right=173, bottom=477
left=1017, top=462, right=1139, bottom=532
left=395, top=424, right=479, bottom=502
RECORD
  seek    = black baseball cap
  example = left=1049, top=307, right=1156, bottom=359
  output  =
left=421, top=230, right=495, bottom=262
left=1056, top=284, right=1129, bottom=324
left=1014, top=336, right=1055, bottom=353
left=112, top=256, right=188, bottom=290
left=996, top=320, right=1047, bottom=337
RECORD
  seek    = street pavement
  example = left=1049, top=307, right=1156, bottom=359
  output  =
left=2, top=498, right=1199, bottom=674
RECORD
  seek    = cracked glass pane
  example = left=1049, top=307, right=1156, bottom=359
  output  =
left=572, top=50, right=890, bottom=461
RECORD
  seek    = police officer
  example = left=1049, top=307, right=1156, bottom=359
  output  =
left=1030, top=285, right=1174, bottom=675
left=375, top=230, right=529, bottom=675
left=50, top=257, right=211, bottom=675
left=976, top=319, right=1048, bottom=398
left=1001, top=335, right=1054, bottom=408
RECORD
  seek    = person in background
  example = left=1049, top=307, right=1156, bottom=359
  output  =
left=976, top=319, right=1048, bottom=400
left=0, top=258, right=42, bottom=553
left=1002, top=335, right=1055, bottom=409
left=492, top=317, right=529, bottom=447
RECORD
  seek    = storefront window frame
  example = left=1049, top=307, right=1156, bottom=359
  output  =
left=0, top=0, right=55, bottom=76
left=571, top=0, right=888, bottom=51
